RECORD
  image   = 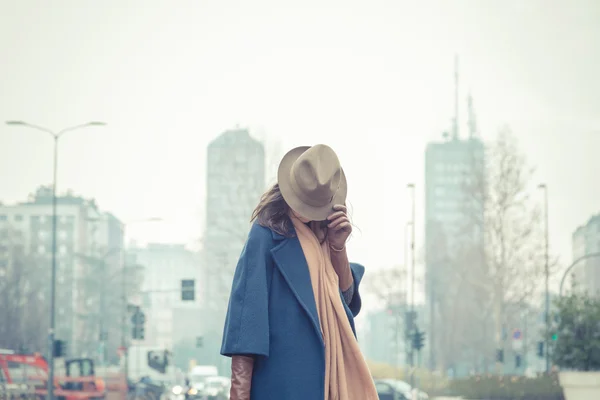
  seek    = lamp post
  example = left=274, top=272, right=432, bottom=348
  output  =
left=407, top=183, right=416, bottom=386
left=6, top=120, right=105, bottom=400
left=538, top=183, right=549, bottom=373
left=401, top=221, right=412, bottom=380
left=559, top=252, right=600, bottom=296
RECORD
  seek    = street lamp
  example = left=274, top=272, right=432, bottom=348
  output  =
left=407, top=183, right=416, bottom=386
left=400, top=221, right=412, bottom=380
left=559, top=252, right=600, bottom=296
left=538, top=183, right=550, bottom=373
left=6, top=120, right=105, bottom=400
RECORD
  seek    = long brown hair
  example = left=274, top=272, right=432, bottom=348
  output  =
left=251, top=184, right=294, bottom=237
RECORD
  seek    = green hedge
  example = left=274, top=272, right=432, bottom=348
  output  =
left=448, top=374, right=564, bottom=400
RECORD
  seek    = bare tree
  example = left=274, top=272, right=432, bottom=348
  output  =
left=0, top=224, right=47, bottom=352
left=75, top=250, right=126, bottom=360
left=364, top=266, right=408, bottom=306
left=454, top=127, right=554, bottom=369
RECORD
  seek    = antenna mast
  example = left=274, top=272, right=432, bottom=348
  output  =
left=453, top=54, right=459, bottom=140
left=467, top=91, right=478, bottom=139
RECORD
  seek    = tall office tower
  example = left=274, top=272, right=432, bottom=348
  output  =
left=204, top=128, right=265, bottom=311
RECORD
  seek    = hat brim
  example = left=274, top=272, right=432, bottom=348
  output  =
left=278, top=146, right=348, bottom=221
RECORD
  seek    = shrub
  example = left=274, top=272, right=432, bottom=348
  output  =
left=449, top=374, right=564, bottom=400
left=550, top=291, right=600, bottom=371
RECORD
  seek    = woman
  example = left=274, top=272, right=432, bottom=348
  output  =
left=221, top=144, right=378, bottom=400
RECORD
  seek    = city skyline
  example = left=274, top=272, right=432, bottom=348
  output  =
left=2, top=0, right=600, bottom=299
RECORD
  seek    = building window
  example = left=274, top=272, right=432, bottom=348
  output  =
left=40, top=216, right=47, bottom=223
left=59, top=245, right=68, bottom=255
left=0, top=215, right=6, bottom=221
left=14, top=215, right=23, bottom=222
left=38, top=245, right=46, bottom=254
left=38, top=231, right=46, bottom=239
left=59, top=230, right=67, bottom=240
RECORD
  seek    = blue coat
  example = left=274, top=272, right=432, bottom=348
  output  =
left=221, top=223, right=366, bottom=400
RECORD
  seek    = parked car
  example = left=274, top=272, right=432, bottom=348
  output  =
left=374, top=379, right=411, bottom=400
left=374, top=379, right=429, bottom=400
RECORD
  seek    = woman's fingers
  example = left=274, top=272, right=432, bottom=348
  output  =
left=332, top=204, right=347, bottom=213
left=328, top=216, right=350, bottom=230
left=327, top=211, right=346, bottom=221
left=333, top=221, right=352, bottom=232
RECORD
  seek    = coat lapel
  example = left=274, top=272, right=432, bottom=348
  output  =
left=270, top=231, right=323, bottom=345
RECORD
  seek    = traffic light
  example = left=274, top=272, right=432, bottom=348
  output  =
left=196, top=336, right=203, bottom=348
left=132, top=325, right=145, bottom=340
left=53, top=339, right=66, bottom=357
left=537, top=341, right=544, bottom=358
left=131, top=308, right=146, bottom=340
left=181, top=279, right=195, bottom=301
left=552, top=333, right=558, bottom=341
left=496, top=349, right=504, bottom=363
left=515, top=354, right=522, bottom=368
left=412, top=329, right=425, bottom=351
left=405, top=310, right=417, bottom=333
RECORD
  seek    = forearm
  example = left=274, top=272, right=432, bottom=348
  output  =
left=330, top=246, right=353, bottom=292
left=230, top=355, right=254, bottom=400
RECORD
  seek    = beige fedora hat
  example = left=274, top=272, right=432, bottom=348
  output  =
left=278, top=144, right=347, bottom=221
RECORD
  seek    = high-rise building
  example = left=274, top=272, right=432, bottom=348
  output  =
left=424, top=56, right=486, bottom=374
left=425, top=135, right=485, bottom=375
left=0, top=186, right=124, bottom=359
left=202, top=127, right=265, bottom=375
left=572, top=214, right=600, bottom=296
left=203, top=128, right=265, bottom=310
left=425, top=137, right=484, bottom=376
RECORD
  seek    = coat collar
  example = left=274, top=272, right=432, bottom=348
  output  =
left=270, top=226, right=323, bottom=346
left=271, top=229, right=286, bottom=241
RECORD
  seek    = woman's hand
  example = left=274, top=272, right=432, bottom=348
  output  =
left=327, top=204, right=352, bottom=250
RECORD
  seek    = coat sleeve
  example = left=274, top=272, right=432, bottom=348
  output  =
left=347, top=263, right=365, bottom=317
left=221, top=225, right=271, bottom=358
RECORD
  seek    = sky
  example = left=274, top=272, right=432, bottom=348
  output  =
left=1, top=0, right=599, bottom=301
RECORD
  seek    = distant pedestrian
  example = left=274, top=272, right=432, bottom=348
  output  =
left=221, top=144, right=378, bottom=400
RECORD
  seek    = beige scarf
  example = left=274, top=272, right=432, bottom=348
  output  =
left=290, top=215, right=379, bottom=400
